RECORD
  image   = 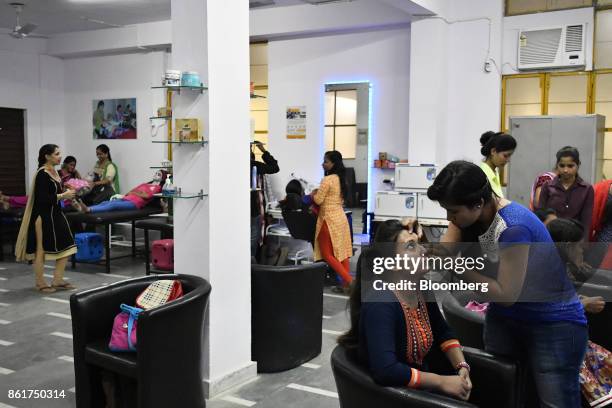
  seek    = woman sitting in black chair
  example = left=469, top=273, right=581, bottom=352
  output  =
left=279, top=179, right=316, bottom=214
left=339, top=219, right=473, bottom=401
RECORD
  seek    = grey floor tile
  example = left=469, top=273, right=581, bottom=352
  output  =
left=0, top=248, right=353, bottom=408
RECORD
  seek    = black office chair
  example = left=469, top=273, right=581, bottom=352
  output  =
left=70, top=274, right=211, bottom=408
left=331, top=344, right=521, bottom=408
left=251, top=263, right=326, bottom=372
left=345, top=167, right=357, bottom=207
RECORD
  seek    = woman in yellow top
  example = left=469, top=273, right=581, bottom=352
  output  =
left=313, top=151, right=353, bottom=287
left=478, top=131, right=516, bottom=198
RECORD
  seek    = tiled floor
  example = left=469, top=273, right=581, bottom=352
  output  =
left=0, top=249, right=350, bottom=408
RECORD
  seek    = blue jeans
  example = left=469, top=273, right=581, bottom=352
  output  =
left=484, top=312, right=587, bottom=408
left=88, top=200, right=137, bottom=213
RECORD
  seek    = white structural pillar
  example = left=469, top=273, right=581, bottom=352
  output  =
left=171, top=0, right=255, bottom=397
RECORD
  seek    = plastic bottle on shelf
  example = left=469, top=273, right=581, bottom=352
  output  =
left=162, top=176, right=176, bottom=196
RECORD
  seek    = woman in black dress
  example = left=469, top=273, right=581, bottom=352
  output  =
left=16, top=145, right=77, bottom=293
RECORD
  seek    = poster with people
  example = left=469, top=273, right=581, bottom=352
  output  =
left=92, top=98, right=137, bottom=139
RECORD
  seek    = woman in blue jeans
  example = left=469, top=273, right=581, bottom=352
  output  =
left=427, top=161, right=587, bottom=408
left=74, top=171, right=166, bottom=214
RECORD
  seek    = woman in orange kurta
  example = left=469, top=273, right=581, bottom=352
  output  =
left=313, top=151, right=353, bottom=287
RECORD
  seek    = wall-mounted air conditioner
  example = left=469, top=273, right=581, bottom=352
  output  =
left=518, top=24, right=586, bottom=70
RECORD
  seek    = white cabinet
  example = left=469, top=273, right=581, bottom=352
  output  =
left=395, top=165, right=439, bottom=190
left=375, top=192, right=417, bottom=217
left=418, top=193, right=447, bottom=220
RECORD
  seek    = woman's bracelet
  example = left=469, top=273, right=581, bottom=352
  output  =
left=456, top=362, right=470, bottom=373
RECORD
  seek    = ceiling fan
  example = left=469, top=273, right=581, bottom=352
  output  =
left=6, top=2, right=47, bottom=39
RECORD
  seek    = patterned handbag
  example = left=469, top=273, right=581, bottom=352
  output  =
left=135, top=280, right=183, bottom=310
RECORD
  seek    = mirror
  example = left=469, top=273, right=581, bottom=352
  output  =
left=324, top=81, right=371, bottom=217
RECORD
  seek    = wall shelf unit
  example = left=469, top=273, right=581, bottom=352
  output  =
left=152, top=140, right=207, bottom=146
left=154, top=189, right=207, bottom=200
left=152, top=85, right=208, bottom=94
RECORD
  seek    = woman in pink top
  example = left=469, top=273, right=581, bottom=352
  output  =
left=74, top=171, right=166, bottom=213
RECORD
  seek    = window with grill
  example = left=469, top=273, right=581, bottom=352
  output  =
left=324, top=90, right=357, bottom=159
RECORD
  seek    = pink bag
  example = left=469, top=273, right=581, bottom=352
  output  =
left=109, top=304, right=142, bottom=352
left=64, top=178, right=91, bottom=193
left=465, top=301, right=489, bottom=316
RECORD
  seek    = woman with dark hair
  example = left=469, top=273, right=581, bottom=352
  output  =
left=339, top=218, right=472, bottom=400
left=74, top=170, right=167, bottom=214
left=427, top=160, right=587, bottom=408
left=312, top=150, right=353, bottom=287
left=59, top=155, right=81, bottom=184
left=15, top=145, right=77, bottom=293
left=479, top=131, right=517, bottom=198
left=82, top=144, right=120, bottom=205
left=0, top=156, right=83, bottom=210
left=537, top=146, right=594, bottom=239
left=279, top=179, right=316, bottom=213
left=546, top=218, right=612, bottom=406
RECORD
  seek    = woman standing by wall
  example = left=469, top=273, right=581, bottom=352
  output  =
left=313, top=150, right=353, bottom=288
left=15, top=145, right=77, bottom=293
left=478, top=131, right=516, bottom=198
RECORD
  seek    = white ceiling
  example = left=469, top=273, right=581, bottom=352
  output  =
left=0, top=0, right=171, bottom=35
left=0, top=0, right=415, bottom=37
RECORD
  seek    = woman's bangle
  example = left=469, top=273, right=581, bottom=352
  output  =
left=456, top=362, right=470, bottom=373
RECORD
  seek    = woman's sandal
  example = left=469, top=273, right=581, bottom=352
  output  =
left=36, top=285, right=56, bottom=293
left=51, top=281, right=76, bottom=291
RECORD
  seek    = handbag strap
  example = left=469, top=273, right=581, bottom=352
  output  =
left=120, top=304, right=142, bottom=351
left=127, top=313, right=136, bottom=351
left=121, top=303, right=143, bottom=317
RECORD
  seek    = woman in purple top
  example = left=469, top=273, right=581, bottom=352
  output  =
left=537, top=146, right=594, bottom=239
left=427, top=160, right=587, bottom=408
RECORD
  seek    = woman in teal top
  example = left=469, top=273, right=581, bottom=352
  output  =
left=81, top=144, right=120, bottom=205
left=91, top=144, right=120, bottom=194
left=478, top=131, right=516, bottom=198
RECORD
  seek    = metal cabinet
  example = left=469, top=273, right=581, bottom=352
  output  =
left=375, top=192, right=417, bottom=217
left=418, top=192, right=447, bottom=220
left=395, top=165, right=439, bottom=190
left=507, top=115, right=605, bottom=207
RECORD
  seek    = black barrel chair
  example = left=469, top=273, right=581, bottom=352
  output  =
left=577, top=281, right=612, bottom=351
left=70, top=274, right=211, bottom=408
left=252, top=263, right=326, bottom=372
left=331, top=344, right=521, bottom=408
left=440, top=292, right=485, bottom=350
left=281, top=208, right=317, bottom=244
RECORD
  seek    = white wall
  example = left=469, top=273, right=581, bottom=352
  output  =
left=502, top=7, right=595, bottom=74
left=0, top=47, right=65, bottom=185
left=267, top=27, right=411, bottom=210
left=409, top=0, right=504, bottom=166
left=595, top=9, right=612, bottom=69
left=63, top=51, right=167, bottom=193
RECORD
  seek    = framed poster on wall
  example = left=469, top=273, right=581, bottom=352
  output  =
left=286, top=106, right=306, bottom=139
left=92, top=98, right=137, bottom=139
